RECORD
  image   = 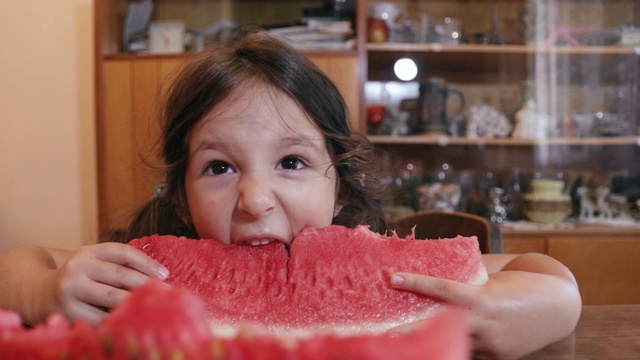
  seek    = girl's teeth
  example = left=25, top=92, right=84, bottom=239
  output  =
left=250, top=239, right=271, bottom=246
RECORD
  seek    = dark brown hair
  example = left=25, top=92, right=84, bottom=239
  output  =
left=120, top=28, right=386, bottom=242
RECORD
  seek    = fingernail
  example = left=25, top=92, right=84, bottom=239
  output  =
left=157, top=267, right=169, bottom=279
left=388, top=330, right=401, bottom=338
left=391, top=275, right=404, bottom=286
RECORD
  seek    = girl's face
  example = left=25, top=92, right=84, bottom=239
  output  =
left=185, top=82, right=342, bottom=245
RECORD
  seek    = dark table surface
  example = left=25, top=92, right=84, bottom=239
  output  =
left=521, top=304, right=640, bottom=359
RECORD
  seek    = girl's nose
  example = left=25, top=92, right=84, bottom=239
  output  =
left=237, top=174, right=276, bottom=219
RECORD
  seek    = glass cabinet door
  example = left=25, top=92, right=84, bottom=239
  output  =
left=363, top=0, right=640, bottom=228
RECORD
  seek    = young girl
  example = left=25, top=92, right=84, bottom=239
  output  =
left=0, top=29, right=580, bottom=359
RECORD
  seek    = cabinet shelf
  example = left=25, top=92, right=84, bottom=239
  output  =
left=367, top=43, right=639, bottom=83
left=368, top=135, right=640, bottom=146
left=367, top=43, right=640, bottom=56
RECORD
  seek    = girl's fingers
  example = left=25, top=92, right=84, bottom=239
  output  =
left=390, top=272, right=479, bottom=306
left=65, top=297, right=111, bottom=325
left=75, top=282, right=129, bottom=309
left=85, top=260, right=155, bottom=291
left=388, top=318, right=431, bottom=337
left=89, top=243, right=169, bottom=280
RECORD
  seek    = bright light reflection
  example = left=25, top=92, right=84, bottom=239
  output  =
left=393, top=58, right=418, bottom=81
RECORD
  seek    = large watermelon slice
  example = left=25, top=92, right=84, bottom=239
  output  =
left=130, top=224, right=487, bottom=338
left=0, top=280, right=471, bottom=359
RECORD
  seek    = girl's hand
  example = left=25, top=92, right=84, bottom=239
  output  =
left=389, top=253, right=581, bottom=360
left=43, top=243, right=169, bottom=325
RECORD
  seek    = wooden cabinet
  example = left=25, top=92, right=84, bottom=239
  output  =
left=549, top=236, right=640, bottom=305
left=503, top=228, right=640, bottom=305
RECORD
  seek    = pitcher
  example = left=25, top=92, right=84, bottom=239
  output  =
left=418, top=78, right=465, bottom=134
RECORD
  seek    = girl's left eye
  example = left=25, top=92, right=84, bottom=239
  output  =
left=203, top=161, right=234, bottom=175
left=278, top=156, right=306, bottom=170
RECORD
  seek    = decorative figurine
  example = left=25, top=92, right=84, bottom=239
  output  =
left=513, top=100, right=548, bottom=139
left=595, top=186, right=613, bottom=220
left=465, top=104, right=512, bottom=138
left=576, top=186, right=596, bottom=220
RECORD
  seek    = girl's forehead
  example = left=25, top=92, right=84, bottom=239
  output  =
left=196, top=82, right=321, bottom=138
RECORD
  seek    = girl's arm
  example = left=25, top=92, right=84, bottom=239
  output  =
left=390, top=253, right=582, bottom=360
left=0, top=243, right=169, bottom=325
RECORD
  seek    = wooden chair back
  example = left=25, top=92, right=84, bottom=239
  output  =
left=387, top=210, right=501, bottom=254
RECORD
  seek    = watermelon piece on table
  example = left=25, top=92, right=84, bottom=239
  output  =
left=130, top=224, right=487, bottom=338
left=0, top=278, right=472, bottom=359
left=0, top=308, right=23, bottom=339
left=99, top=279, right=212, bottom=359
left=0, top=313, right=72, bottom=359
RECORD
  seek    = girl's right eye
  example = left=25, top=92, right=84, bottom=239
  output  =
left=203, top=161, right=233, bottom=175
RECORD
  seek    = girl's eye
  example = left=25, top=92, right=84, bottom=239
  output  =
left=279, top=156, right=306, bottom=170
left=204, top=161, right=233, bottom=175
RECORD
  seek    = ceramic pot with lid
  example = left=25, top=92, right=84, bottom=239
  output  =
left=523, top=179, right=572, bottom=224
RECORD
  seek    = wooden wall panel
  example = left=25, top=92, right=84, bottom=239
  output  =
left=100, top=58, right=187, bottom=231
left=131, top=59, right=162, bottom=205
left=102, top=60, right=133, bottom=229
left=308, top=55, right=360, bottom=131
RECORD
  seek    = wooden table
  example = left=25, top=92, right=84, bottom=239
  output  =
left=521, top=304, right=640, bottom=359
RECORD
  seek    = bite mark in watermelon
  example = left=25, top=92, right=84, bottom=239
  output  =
left=130, top=224, right=487, bottom=338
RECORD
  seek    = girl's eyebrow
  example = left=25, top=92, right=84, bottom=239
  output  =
left=280, top=136, right=325, bottom=153
left=190, top=136, right=325, bottom=155
left=191, top=140, right=229, bottom=155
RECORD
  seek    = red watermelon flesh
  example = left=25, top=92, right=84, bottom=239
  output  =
left=0, top=280, right=471, bottom=359
left=130, top=224, right=487, bottom=337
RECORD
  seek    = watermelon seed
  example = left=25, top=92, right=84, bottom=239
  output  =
left=127, top=339, right=141, bottom=359
left=170, top=350, right=185, bottom=360
left=148, top=349, right=161, bottom=360
left=102, top=336, right=115, bottom=357
left=209, top=339, right=226, bottom=359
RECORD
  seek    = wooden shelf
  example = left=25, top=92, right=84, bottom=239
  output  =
left=368, top=135, right=640, bottom=146
left=366, top=43, right=640, bottom=83
left=367, top=43, right=640, bottom=56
